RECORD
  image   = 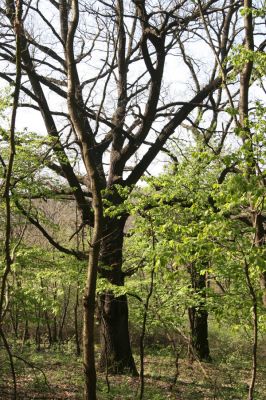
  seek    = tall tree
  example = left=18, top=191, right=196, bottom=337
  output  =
left=0, top=0, right=242, bottom=373
left=237, top=0, right=265, bottom=397
left=0, top=1, right=23, bottom=398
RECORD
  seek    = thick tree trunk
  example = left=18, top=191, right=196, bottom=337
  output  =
left=188, top=264, right=211, bottom=361
left=98, top=216, right=137, bottom=375
left=188, top=306, right=210, bottom=361
left=83, top=287, right=97, bottom=400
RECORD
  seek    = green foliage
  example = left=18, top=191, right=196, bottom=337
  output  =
left=123, top=124, right=265, bottom=343
left=240, top=4, right=266, bottom=17
left=8, top=246, right=85, bottom=322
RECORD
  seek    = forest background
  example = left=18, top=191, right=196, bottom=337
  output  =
left=0, top=0, right=265, bottom=399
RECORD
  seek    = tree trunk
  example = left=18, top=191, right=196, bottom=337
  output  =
left=35, top=305, right=41, bottom=352
left=9, top=302, right=19, bottom=338
left=44, top=310, right=53, bottom=347
left=260, top=271, right=266, bottom=307
left=21, top=318, right=30, bottom=347
left=82, top=195, right=103, bottom=400
left=98, top=216, right=137, bottom=375
left=188, top=264, right=211, bottom=361
left=59, top=284, right=71, bottom=342
left=74, top=284, right=81, bottom=356
left=252, top=213, right=266, bottom=307
left=52, top=283, right=58, bottom=343
left=52, top=315, right=58, bottom=344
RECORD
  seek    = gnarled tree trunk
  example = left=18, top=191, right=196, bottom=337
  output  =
left=98, top=216, right=137, bottom=375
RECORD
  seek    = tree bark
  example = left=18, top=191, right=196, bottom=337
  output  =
left=188, top=264, right=211, bottom=361
left=82, top=187, right=103, bottom=400
left=252, top=213, right=266, bottom=307
left=74, top=285, right=81, bottom=356
left=98, top=216, right=137, bottom=375
left=260, top=271, right=266, bottom=307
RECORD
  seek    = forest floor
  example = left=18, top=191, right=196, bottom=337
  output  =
left=0, top=330, right=265, bottom=400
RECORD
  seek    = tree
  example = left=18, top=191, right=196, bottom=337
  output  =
left=0, top=0, right=243, bottom=374
left=0, top=1, right=23, bottom=398
left=234, top=1, right=265, bottom=397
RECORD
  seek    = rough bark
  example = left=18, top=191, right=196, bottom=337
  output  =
left=98, top=216, right=137, bottom=375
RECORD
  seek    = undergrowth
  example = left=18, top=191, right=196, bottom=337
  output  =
left=0, top=326, right=265, bottom=399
